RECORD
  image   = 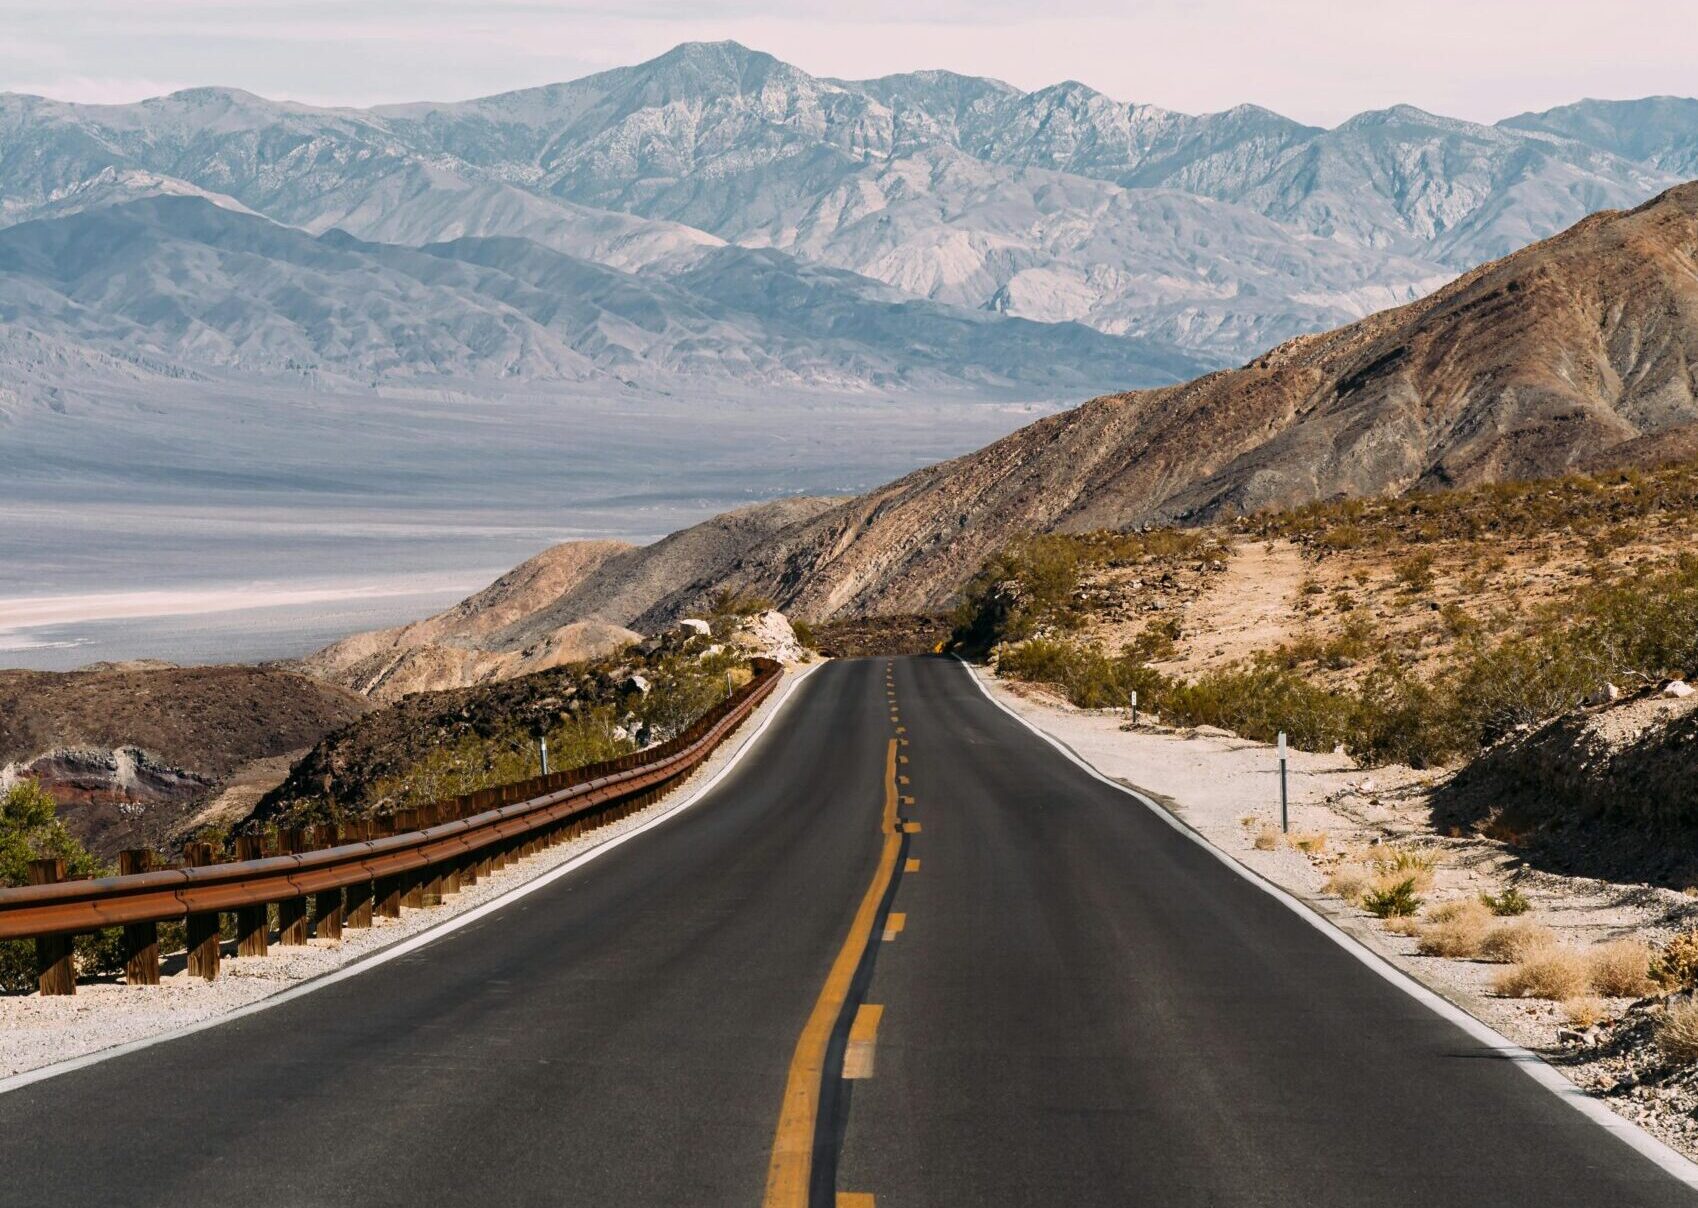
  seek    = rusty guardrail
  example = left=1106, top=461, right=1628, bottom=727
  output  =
left=2, top=658, right=782, bottom=995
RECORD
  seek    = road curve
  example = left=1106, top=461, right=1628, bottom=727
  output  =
left=1, top=655, right=1694, bottom=1206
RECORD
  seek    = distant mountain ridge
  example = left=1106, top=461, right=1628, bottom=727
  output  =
left=0, top=194, right=1197, bottom=393
left=0, top=41, right=1689, bottom=370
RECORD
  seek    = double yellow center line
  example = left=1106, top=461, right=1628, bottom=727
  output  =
left=762, top=713, right=906, bottom=1205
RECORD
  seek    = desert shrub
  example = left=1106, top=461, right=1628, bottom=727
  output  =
left=1364, top=845, right=1438, bottom=890
left=1481, top=920, right=1557, bottom=964
left=1656, top=929, right=1698, bottom=990
left=1480, top=886, right=1532, bottom=916
left=1447, top=634, right=1602, bottom=747
left=1416, top=898, right=1493, bottom=957
left=1289, top=830, right=1327, bottom=853
left=1657, top=1000, right=1698, bottom=1063
left=995, top=639, right=1164, bottom=710
left=1, top=779, right=118, bottom=993
left=1362, top=876, right=1423, bottom=918
left=1564, top=996, right=1609, bottom=1028
left=1159, top=656, right=1359, bottom=752
left=1494, top=946, right=1591, bottom=999
left=790, top=618, right=817, bottom=650
left=952, top=535, right=1085, bottom=649
left=1252, top=824, right=1281, bottom=851
left=1393, top=551, right=1437, bottom=593
left=1126, top=615, right=1181, bottom=661
left=1587, top=939, right=1658, bottom=997
left=1323, top=865, right=1372, bottom=902
left=706, top=588, right=776, bottom=633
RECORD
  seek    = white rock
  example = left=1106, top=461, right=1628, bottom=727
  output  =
left=731, top=609, right=807, bottom=663
left=622, top=673, right=651, bottom=695
left=677, top=618, right=712, bottom=637
left=1664, top=680, right=1694, bottom=698
left=1585, top=682, right=1622, bottom=706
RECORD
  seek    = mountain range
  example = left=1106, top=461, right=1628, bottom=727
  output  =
left=0, top=39, right=1693, bottom=397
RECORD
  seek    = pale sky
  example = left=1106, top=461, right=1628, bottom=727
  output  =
left=1, top=0, right=1694, bottom=126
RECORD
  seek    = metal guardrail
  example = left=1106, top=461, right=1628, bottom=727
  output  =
left=1, top=658, right=783, bottom=995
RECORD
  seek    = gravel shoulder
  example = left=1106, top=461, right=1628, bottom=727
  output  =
left=977, top=667, right=1698, bottom=1161
left=0, top=661, right=820, bottom=1084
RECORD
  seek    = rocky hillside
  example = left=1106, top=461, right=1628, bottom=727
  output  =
left=301, top=540, right=641, bottom=701
left=668, top=181, right=1698, bottom=619
left=302, top=497, right=839, bottom=699
left=0, top=664, right=369, bottom=857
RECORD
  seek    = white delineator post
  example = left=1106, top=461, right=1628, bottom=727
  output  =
left=540, top=737, right=549, bottom=777
left=1277, top=731, right=1288, bottom=834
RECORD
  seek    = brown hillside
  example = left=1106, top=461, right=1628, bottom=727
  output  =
left=681, top=182, right=1698, bottom=620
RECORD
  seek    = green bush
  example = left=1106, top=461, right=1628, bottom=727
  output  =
left=1481, top=887, right=1532, bottom=917
left=1, top=780, right=118, bottom=993
left=1362, top=876, right=1423, bottom=918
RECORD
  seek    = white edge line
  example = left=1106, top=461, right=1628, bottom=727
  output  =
left=955, top=655, right=1698, bottom=1190
left=0, top=660, right=826, bottom=1097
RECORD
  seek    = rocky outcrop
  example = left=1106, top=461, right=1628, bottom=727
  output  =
left=1433, top=689, right=1698, bottom=883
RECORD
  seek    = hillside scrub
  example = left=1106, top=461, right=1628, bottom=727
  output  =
left=257, top=641, right=753, bottom=828
left=976, top=539, right=1698, bottom=768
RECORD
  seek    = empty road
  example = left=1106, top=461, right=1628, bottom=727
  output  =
left=1, top=656, right=1693, bottom=1206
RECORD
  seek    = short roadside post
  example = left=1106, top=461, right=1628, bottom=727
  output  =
left=539, top=736, right=549, bottom=777
left=1129, top=689, right=1138, bottom=727
left=1277, top=731, right=1289, bottom=834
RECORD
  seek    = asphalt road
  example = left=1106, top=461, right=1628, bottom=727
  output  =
left=2, top=655, right=1695, bottom=1206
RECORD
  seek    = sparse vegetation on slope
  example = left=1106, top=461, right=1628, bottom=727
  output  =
left=256, top=631, right=749, bottom=828
left=973, top=460, right=1698, bottom=778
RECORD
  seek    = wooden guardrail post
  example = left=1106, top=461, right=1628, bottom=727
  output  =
left=28, top=858, right=75, bottom=995
left=118, top=849, right=161, bottom=984
left=375, top=815, right=403, bottom=919
left=277, top=828, right=308, bottom=945
left=183, top=842, right=221, bottom=981
left=312, top=823, right=343, bottom=940
left=345, top=819, right=374, bottom=928
left=420, top=807, right=443, bottom=906
left=233, top=835, right=269, bottom=957
left=398, top=810, right=425, bottom=909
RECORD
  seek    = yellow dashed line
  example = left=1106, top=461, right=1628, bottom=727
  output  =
left=842, top=1004, right=884, bottom=1079
left=905, top=858, right=920, bottom=872
left=882, top=912, right=906, bottom=942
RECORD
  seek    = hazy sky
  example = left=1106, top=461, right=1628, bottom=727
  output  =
left=2, top=0, right=1694, bottom=125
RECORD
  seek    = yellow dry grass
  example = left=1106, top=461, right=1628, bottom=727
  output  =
left=1481, top=920, right=1557, bottom=964
left=1658, top=1000, right=1698, bottom=1063
left=1416, top=899, right=1493, bottom=958
left=1563, top=996, right=1609, bottom=1028
left=1322, top=865, right=1371, bottom=902
left=1587, top=939, right=1658, bottom=998
left=1494, top=945, right=1591, bottom=1000
left=1253, top=824, right=1281, bottom=851
left=1288, top=830, right=1328, bottom=853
